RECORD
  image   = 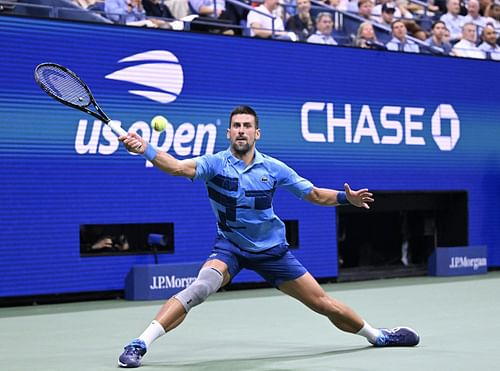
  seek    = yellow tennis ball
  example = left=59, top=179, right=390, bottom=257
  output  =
left=151, top=115, right=168, bottom=132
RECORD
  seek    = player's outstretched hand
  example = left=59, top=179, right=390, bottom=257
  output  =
left=119, top=132, right=147, bottom=154
left=344, top=183, right=374, bottom=209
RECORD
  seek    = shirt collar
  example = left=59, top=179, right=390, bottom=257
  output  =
left=225, top=147, right=264, bottom=167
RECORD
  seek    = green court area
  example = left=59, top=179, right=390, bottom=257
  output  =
left=1, top=272, right=499, bottom=371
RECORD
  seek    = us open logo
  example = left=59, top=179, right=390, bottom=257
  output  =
left=74, top=50, right=217, bottom=161
left=105, top=50, right=184, bottom=104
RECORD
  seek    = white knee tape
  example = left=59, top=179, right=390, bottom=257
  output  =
left=174, top=267, right=223, bottom=312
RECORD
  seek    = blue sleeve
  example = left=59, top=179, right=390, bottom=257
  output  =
left=276, top=162, right=314, bottom=199
left=193, top=154, right=218, bottom=182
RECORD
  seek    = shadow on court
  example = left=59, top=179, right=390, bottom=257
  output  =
left=148, top=346, right=373, bottom=369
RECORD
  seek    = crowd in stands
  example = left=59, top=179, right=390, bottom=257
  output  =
left=67, top=0, right=500, bottom=59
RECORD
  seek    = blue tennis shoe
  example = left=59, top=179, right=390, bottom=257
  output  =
left=373, top=327, right=420, bottom=347
left=118, top=339, right=147, bottom=368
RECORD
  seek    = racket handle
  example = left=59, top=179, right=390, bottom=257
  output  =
left=107, top=120, right=128, bottom=137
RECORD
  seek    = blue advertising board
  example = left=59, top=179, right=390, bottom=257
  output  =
left=124, top=262, right=203, bottom=300
left=428, top=246, right=488, bottom=276
left=0, top=16, right=499, bottom=297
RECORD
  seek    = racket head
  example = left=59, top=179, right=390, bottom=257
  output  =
left=34, top=63, right=94, bottom=108
left=34, top=62, right=111, bottom=124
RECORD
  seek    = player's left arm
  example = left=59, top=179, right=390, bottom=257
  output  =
left=304, top=183, right=374, bottom=209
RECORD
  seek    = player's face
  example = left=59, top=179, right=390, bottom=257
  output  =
left=227, top=114, right=260, bottom=156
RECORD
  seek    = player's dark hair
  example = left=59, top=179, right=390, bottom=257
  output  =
left=229, top=105, right=259, bottom=129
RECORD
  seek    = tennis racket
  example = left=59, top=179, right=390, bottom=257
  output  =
left=34, top=62, right=127, bottom=136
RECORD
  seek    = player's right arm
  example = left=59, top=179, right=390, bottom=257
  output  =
left=150, top=150, right=196, bottom=178
left=119, top=132, right=197, bottom=179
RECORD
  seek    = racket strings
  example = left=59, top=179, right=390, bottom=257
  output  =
left=36, top=65, right=91, bottom=107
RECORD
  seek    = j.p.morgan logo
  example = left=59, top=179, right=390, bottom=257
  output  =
left=449, top=256, right=487, bottom=270
left=150, top=275, right=196, bottom=290
left=105, top=50, right=183, bottom=104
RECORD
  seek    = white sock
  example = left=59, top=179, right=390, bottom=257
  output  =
left=356, top=321, right=382, bottom=344
left=138, top=320, right=166, bottom=349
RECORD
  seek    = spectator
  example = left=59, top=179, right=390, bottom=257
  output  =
left=424, top=0, right=441, bottom=15
left=478, top=24, right=500, bottom=58
left=373, top=0, right=402, bottom=18
left=160, top=0, right=190, bottom=19
left=378, top=3, right=396, bottom=26
left=307, top=12, right=338, bottom=44
left=479, top=0, right=493, bottom=15
left=286, top=0, right=315, bottom=41
left=400, top=0, right=423, bottom=18
left=373, top=0, right=413, bottom=19
left=354, top=21, right=386, bottom=49
left=189, top=0, right=225, bottom=17
left=433, top=0, right=448, bottom=14
left=80, top=225, right=130, bottom=253
left=452, top=22, right=486, bottom=57
left=278, top=0, right=297, bottom=19
left=485, top=1, right=500, bottom=35
left=443, top=25, right=452, bottom=42
left=434, top=0, right=467, bottom=15
left=424, top=20, right=453, bottom=54
left=357, top=0, right=375, bottom=20
left=346, top=0, right=359, bottom=13
left=223, top=0, right=251, bottom=35
left=326, top=0, right=349, bottom=11
left=386, top=19, right=420, bottom=52
left=440, top=0, right=465, bottom=41
left=463, top=0, right=489, bottom=34
left=403, top=19, right=428, bottom=40
left=73, top=0, right=104, bottom=10
left=246, top=0, right=295, bottom=39
left=105, top=0, right=164, bottom=26
left=142, top=0, right=174, bottom=19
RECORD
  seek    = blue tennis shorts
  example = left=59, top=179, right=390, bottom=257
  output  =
left=206, top=236, right=307, bottom=287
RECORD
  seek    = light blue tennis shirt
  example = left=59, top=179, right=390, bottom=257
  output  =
left=193, top=148, right=314, bottom=252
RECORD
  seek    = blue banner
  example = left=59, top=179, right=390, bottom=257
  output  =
left=124, top=262, right=203, bottom=300
left=428, top=246, right=488, bottom=276
left=0, top=16, right=499, bottom=297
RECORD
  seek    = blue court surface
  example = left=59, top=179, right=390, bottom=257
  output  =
left=1, top=272, right=499, bottom=371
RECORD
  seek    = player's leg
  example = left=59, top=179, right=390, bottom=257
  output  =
left=279, top=272, right=366, bottom=333
left=279, top=273, right=419, bottom=347
left=118, top=259, right=232, bottom=368
left=154, top=258, right=231, bottom=331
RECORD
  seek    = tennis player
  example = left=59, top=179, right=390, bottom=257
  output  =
left=117, top=105, right=419, bottom=368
